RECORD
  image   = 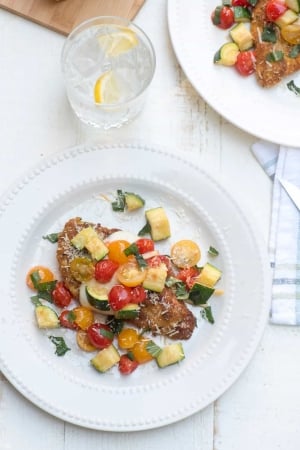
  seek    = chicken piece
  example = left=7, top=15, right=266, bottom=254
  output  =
left=131, top=287, right=197, bottom=340
left=251, top=0, right=300, bottom=87
left=56, top=217, right=118, bottom=300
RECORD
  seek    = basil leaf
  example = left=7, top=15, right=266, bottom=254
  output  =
left=42, top=233, right=59, bottom=243
left=111, top=189, right=126, bottom=211
left=31, top=296, right=42, bottom=307
left=138, top=222, right=151, bottom=236
left=261, top=23, right=277, bottom=43
left=266, top=50, right=284, bottom=62
left=208, top=246, right=219, bottom=257
left=48, top=336, right=70, bottom=356
left=201, top=306, right=215, bottom=324
left=146, top=340, right=162, bottom=358
left=289, top=44, right=300, bottom=58
left=287, top=80, right=300, bottom=96
left=124, top=242, right=148, bottom=268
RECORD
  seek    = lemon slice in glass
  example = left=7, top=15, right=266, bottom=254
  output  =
left=98, top=26, right=138, bottom=57
left=94, top=71, right=121, bottom=104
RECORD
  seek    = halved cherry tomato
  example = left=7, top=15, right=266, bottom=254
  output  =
left=117, top=328, right=139, bottom=349
left=147, top=255, right=172, bottom=271
left=177, top=267, right=200, bottom=289
left=135, top=238, right=155, bottom=254
left=235, top=50, right=256, bottom=76
left=51, top=281, right=73, bottom=307
left=211, top=6, right=235, bottom=29
left=131, top=339, right=154, bottom=364
left=87, top=323, right=114, bottom=349
left=26, top=265, right=55, bottom=290
left=107, top=240, right=130, bottom=264
left=118, top=354, right=139, bottom=375
left=59, top=309, right=79, bottom=330
left=76, top=330, right=97, bottom=352
left=232, top=0, right=251, bottom=6
left=265, top=0, right=287, bottom=21
left=70, top=257, right=94, bottom=282
left=170, top=240, right=201, bottom=268
left=116, top=260, right=146, bottom=287
left=94, top=259, right=119, bottom=283
left=72, top=306, right=94, bottom=330
left=129, top=286, right=147, bottom=303
left=108, top=284, right=131, bottom=310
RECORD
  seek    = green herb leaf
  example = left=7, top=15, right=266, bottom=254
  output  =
left=261, top=23, right=277, bottom=43
left=106, top=317, right=124, bottom=334
left=289, top=44, right=300, bottom=58
left=48, top=336, right=71, bottom=356
left=111, top=189, right=126, bottom=211
left=42, top=233, right=59, bottom=243
left=208, top=246, right=219, bottom=257
left=124, top=242, right=148, bottom=268
left=248, top=0, right=258, bottom=5
left=266, top=50, right=284, bottom=62
left=31, top=296, right=42, bottom=307
left=146, top=340, right=162, bottom=358
left=287, top=80, right=300, bottom=96
left=100, top=328, right=114, bottom=340
left=201, top=306, right=215, bottom=324
left=138, top=222, right=151, bottom=237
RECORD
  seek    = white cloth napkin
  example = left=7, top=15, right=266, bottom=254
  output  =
left=252, top=141, right=300, bottom=325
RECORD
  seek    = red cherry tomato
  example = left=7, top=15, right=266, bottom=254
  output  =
left=94, top=259, right=119, bottom=283
left=118, top=354, right=139, bottom=375
left=129, top=286, right=147, bottom=303
left=135, top=238, right=155, bottom=254
left=265, top=0, right=287, bottom=21
left=51, top=281, right=72, bottom=307
left=232, top=0, right=250, bottom=6
left=177, top=267, right=200, bottom=289
left=147, top=255, right=172, bottom=273
left=211, top=6, right=235, bottom=30
left=108, top=284, right=131, bottom=311
left=87, top=323, right=114, bottom=349
left=235, top=50, right=256, bottom=76
left=59, top=309, right=79, bottom=330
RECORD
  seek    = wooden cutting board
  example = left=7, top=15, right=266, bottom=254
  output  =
left=0, top=0, right=146, bottom=35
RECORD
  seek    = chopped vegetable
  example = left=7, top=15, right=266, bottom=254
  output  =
left=49, top=336, right=71, bottom=356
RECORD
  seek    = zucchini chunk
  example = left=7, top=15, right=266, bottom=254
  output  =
left=85, top=282, right=110, bottom=312
left=275, top=9, right=298, bottom=28
left=124, top=192, right=145, bottom=211
left=145, top=207, right=171, bottom=241
left=196, top=263, right=222, bottom=288
left=115, top=303, right=140, bottom=320
left=156, top=343, right=185, bottom=368
left=285, top=0, right=300, bottom=13
left=214, top=42, right=239, bottom=66
left=35, top=305, right=60, bottom=329
left=142, top=264, right=168, bottom=292
left=71, top=227, right=108, bottom=261
left=233, top=6, right=251, bottom=22
left=230, top=23, right=253, bottom=51
left=188, top=282, right=215, bottom=305
left=91, top=345, right=120, bottom=373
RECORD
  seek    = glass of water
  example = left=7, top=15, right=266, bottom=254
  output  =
left=61, top=16, right=156, bottom=129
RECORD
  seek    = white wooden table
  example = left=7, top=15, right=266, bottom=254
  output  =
left=1, top=1, right=300, bottom=449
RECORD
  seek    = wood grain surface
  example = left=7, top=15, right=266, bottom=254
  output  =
left=0, top=0, right=146, bottom=35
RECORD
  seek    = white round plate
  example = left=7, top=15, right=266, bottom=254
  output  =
left=0, top=144, right=270, bottom=431
left=168, top=0, right=300, bottom=147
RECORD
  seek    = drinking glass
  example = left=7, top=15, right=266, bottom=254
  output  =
left=61, top=16, right=156, bottom=129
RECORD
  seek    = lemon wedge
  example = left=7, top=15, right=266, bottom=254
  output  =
left=94, top=71, right=121, bottom=104
left=98, top=26, right=138, bottom=57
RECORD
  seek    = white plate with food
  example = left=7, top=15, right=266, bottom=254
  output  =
left=168, top=0, right=300, bottom=147
left=0, top=144, right=270, bottom=431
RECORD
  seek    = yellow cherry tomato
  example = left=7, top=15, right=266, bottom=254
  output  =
left=76, top=330, right=97, bottom=352
left=26, top=265, right=55, bottom=290
left=70, top=257, right=95, bottom=282
left=107, top=240, right=131, bottom=264
left=116, top=260, right=146, bottom=287
left=170, top=239, right=201, bottom=268
left=73, top=306, right=94, bottom=330
left=131, top=339, right=154, bottom=364
left=117, top=328, right=139, bottom=349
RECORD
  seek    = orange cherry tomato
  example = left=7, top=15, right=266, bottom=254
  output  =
left=131, top=339, right=154, bottom=364
left=26, top=265, right=55, bottom=290
left=117, top=328, right=139, bottom=349
left=72, top=306, right=94, bottom=330
left=107, top=240, right=131, bottom=264
left=76, top=330, right=97, bottom=352
left=116, top=260, right=146, bottom=287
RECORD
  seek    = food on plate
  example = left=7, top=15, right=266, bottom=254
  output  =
left=26, top=199, right=223, bottom=375
left=212, top=0, right=300, bottom=87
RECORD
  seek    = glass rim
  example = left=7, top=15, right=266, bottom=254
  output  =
left=61, top=15, right=156, bottom=107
